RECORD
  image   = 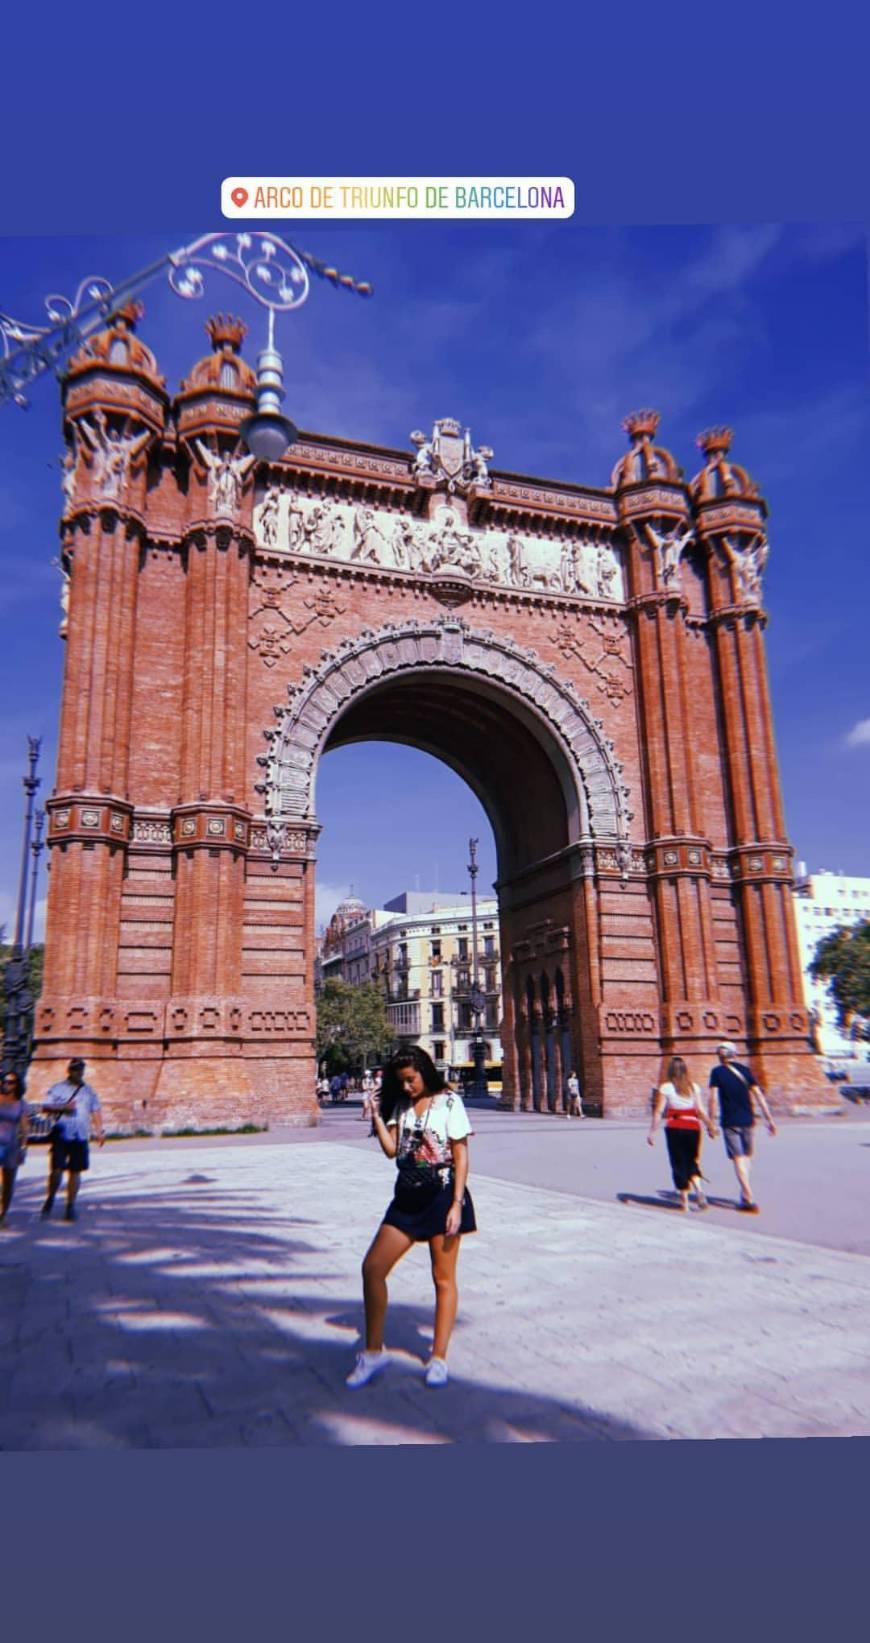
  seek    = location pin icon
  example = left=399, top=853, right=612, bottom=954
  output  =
left=231, top=187, right=249, bottom=209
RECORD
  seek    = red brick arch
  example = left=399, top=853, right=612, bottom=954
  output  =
left=262, top=615, right=633, bottom=871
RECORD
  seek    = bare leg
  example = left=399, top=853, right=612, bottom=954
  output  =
left=67, top=1170, right=81, bottom=1212
left=1, top=1167, right=15, bottom=1217
left=429, top=1233, right=461, bottom=1360
left=733, top=1155, right=754, bottom=1203
left=361, top=1223, right=413, bottom=1350
left=43, top=1166, right=62, bottom=1211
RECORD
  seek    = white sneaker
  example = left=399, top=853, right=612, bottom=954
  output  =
left=424, top=1356, right=449, bottom=1389
left=346, top=1350, right=388, bottom=1389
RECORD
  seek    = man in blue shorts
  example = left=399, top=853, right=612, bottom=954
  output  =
left=707, top=1041, right=776, bottom=1213
left=40, top=1057, right=105, bottom=1222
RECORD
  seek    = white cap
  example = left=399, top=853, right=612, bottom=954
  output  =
left=717, top=1041, right=737, bottom=1056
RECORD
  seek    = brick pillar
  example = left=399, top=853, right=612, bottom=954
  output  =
left=514, top=984, right=533, bottom=1111
left=621, top=495, right=724, bottom=1061
left=156, top=517, right=256, bottom=1118
left=499, top=960, right=520, bottom=1109
left=692, top=426, right=830, bottom=1108
left=706, top=599, right=827, bottom=1103
left=30, top=305, right=168, bottom=1112
left=36, top=506, right=145, bottom=1094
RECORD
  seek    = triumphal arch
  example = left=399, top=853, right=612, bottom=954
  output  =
left=29, top=304, right=830, bottom=1127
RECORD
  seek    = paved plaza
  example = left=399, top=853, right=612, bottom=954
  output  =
left=1, top=1106, right=869, bottom=1447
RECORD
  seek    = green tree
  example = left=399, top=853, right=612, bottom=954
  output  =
left=315, top=978, right=392, bottom=1073
left=809, top=920, right=870, bottom=1032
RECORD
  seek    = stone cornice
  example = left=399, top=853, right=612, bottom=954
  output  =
left=61, top=502, right=149, bottom=540
left=47, top=794, right=133, bottom=847
left=171, top=801, right=252, bottom=853
left=182, top=518, right=256, bottom=552
left=705, top=603, right=768, bottom=631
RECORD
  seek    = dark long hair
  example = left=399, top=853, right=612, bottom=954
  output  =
left=378, top=1046, right=447, bottom=1127
left=0, top=1069, right=23, bottom=1099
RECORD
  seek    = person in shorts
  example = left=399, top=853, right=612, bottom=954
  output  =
left=707, top=1042, right=776, bottom=1213
left=346, top=1047, right=476, bottom=1391
left=565, top=1070, right=584, bottom=1119
left=40, top=1057, right=105, bottom=1222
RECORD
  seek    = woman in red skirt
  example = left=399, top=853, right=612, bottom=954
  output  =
left=648, top=1056, right=716, bottom=1212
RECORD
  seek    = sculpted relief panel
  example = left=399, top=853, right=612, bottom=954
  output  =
left=253, top=487, right=625, bottom=603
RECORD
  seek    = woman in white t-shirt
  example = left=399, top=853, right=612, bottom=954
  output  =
left=346, top=1047, right=477, bottom=1391
left=648, top=1056, right=716, bottom=1213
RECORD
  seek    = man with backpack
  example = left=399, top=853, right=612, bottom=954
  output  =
left=707, top=1041, right=777, bottom=1213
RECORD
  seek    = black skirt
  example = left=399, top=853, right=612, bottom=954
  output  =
left=665, top=1126, right=701, bottom=1191
left=383, top=1177, right=477, bottom=1241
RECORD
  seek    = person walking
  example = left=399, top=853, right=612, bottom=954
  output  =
left=648, top=1056, right=715, bottom=1212
left=39, top=1057, right=105, bottom=1222
left=347, top=1046, right=477, bottom=1391
left=0, top=1070, right=30, bottom=1223
left=707, top=1041, right=776, bottom=1213
left=565, top=1070, right=584, bottom=1119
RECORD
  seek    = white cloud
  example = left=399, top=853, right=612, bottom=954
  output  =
left=844, top=718, right=870, bottom=748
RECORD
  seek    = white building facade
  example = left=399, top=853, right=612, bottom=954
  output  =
left=793, top=867, right=870, bottom=1060
left=317, top=890, right=504, bottom=1077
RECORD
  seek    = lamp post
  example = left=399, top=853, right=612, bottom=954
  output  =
left=2, top=737, right=42, bottom=1078
left=467, top=837, right=488, bottom=1101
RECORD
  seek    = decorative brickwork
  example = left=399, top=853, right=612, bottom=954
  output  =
left=28, top=328, right=832, bottom=1128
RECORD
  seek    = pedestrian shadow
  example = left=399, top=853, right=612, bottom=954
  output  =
left=1, top=1175, right=653, bottom=1451
left=617, top=1191, right=740, bottom=1214
left=617, top=1192, right=687, bottom=1212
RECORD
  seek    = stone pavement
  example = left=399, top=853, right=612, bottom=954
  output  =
left=2, top=1137, right=869, bottom=1447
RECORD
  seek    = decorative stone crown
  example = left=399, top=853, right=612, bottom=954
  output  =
left=622, top=409, right=661, bottom=440
left=205, top=314, right=248, bottom=352
left=696, top=426, right=733, bottom=457
left=690, top=426, right=760, bottom=502
left=178, top=313, right=256, bottom=396
left=611, top=409, right=681, bottom=488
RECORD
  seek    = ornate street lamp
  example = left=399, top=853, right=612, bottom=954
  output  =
left=0, top=231, right=373, bottom=461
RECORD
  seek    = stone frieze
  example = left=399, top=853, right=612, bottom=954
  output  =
left=253, top=487, right=625, bottom=602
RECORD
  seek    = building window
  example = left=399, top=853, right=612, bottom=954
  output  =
left=457, top=968, right=470, bottom=990
left=433, top=1040, right=445, bottom=1061
left=431, top=970, right=443, bottom=998
left=220, top=360, right=238, bottom=389
left=430, top=941, right=442, bottom=962
left=109, top=338, right=128, bottom=363
left=483, top=935, right=495, bottom=957
left=458, top=937, right=469, bottom=961
left=430, top=926, right=441, bottom=935
left=432, top=1003, right=444, bottom=1031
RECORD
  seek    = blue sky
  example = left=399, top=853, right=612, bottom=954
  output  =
left=0, top=223, right=867, bottom=938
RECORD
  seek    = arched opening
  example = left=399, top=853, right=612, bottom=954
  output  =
left=270, top=616, right=631, bottom=1111
left=315, top=740, right=500, bottom=1089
